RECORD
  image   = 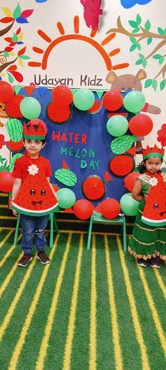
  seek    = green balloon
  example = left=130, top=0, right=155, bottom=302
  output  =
left=20, top=97, right=41, bottom=120
left=120, top=193, right=139, bottom=216
left=106, top=115, right=128, bottom=137
left=73, top=89, right=95, bottom=111
left=123, top=91, right=146, bottom=113
left=57, top=188, right=76, bottom=209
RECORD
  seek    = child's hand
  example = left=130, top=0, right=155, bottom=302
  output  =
left=11, top=201, right=18, bottom=216
left=12, top=208, right=18, bottom=217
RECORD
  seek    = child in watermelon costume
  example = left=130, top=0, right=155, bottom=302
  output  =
left=128, top=145, right=166, bottom=268
left=11, top=119, right=58, bottom=267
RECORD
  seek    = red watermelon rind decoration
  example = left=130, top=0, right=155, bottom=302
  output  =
left=109, top=155, right=135, bottom=177
left=141, top=177, right=166, bottom=226
left=88, top=100, right=102, bottom=114
left=82, top=175, right=105, bottom=200
left=6, top=139, right=24, bottom=153
left=12, top=168, right=58, bottom=216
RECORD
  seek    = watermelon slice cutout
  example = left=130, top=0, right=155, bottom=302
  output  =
left=109, top=155, right=135, bottom=177
left=12, top=167, right=58, bottom=216
left=141, top=175, right=166, bottom=226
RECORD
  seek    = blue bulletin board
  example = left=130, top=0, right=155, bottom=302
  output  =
left=12, top=87, right=137, bottom=207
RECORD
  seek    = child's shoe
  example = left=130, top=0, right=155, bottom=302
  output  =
left=18, top=254, right=33, bottom=267
left=137, top=258, right=147, bottom=267
left=37, top=251, right=50, bottom=264
left=150, top=256, right=161, bottom=269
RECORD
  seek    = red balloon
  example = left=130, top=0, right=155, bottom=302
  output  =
left=82, top=176, right=105, bottom=200
left=0, top=171, right=14, bottom=192
left=0, top=81, right=14, bottom=102
left=103, top=90, right=123, bottom=111
left=5, top=95, right=24, bottom=118
left=124, top=172, right=140, bottom=192
left=100, top=198, right=120, bottom=219
left=129, top=114, right=153, bottom=136
left=73, top=199, right=94, bottom=220
left=52, top=85, right=73, bottom=106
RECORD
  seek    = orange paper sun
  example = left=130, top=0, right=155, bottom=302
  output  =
left=28, top=16, right=129, bottom=72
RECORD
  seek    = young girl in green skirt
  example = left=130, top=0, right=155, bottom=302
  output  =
left=128, top=145, right=166, bottom=268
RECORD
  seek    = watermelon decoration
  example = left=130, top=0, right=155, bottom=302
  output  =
left=141, top=175, right=166, bottom=226
left=109, top=155, right=135, bottom=177
left=110, top=135, right=136, bottom=154
left=6, top=118, right=23, bottom=142
left=12, top=165, right=58, bottom=216
left=47, top=102, right=71, bottom=123
left=82, top=175, right=105, bottom=200
left=88, top=100, right=102, bottom=114
left=54, top=161, right=77, bottom=187
left=6, top=139, right=24, bottom=153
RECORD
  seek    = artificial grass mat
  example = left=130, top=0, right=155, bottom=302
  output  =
left=0, top=228, right=166, bottom=370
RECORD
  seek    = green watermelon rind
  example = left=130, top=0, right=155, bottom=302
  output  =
left=141, top=215, right=166, bottom=227
left=12, top=202, right=58, bottom=217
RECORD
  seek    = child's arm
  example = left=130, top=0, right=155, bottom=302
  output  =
left=11, top=178, right=22, bottom=216
left=132, top=179, right=144, bottom=202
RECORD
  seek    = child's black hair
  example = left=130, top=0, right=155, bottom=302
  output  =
left=23, top=138, right=46, bottom=144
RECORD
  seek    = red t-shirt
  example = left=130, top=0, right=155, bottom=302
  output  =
left=12, top=152, right=52, bottom=182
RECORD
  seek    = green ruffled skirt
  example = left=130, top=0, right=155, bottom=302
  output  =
left=128, top=200, right=166, bottom=260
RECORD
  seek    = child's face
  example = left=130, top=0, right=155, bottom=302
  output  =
left=24, top=139, right=45, bottom=158
left=144, top=156, right=162, bottom=174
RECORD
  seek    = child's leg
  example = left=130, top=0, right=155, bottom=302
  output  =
left=35, top=215, right=50, bottom=264
left=34, top=215, right=49, bottom=252
left=20, top=214, right=35, bottom=255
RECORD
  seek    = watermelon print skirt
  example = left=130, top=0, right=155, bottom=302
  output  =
left=128, top=200, right=166, bottom=261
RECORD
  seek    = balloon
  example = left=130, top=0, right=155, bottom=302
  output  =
left=101, top=198, right=120, bottom=219
left=123, top=91, right=146, bottom=113
left=5, top=95, right=24, bottom=118
left=73, top=89, right=95, bottom=111
left=124, top=172, right=140, bottom=192
left=128, top=114, right=153, bottom=136
left=106, top=115, right=128, bottom=137
left=120, top=193, right=139, bottom=216
left=73, top=199, right=94, bottom=220
left=57, top=188, right=76, bottom=209
left=103, top=90, right=123, bottom=111
left=52, top=85, right=73, bottom=106
left=0, top=81, right=14, bottom=102
left=82, top=176, right=105, bottom=200
left=0, top=171, right=14, bottom=192
left=20, top=97, right=41, bottom=119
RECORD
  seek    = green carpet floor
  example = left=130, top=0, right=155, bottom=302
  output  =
left=0, top=193, right=166, bottom=369
left=0, top=226, right=166, bottom=370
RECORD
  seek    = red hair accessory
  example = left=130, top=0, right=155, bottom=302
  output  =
left=142, top=145, right=164, bottom=160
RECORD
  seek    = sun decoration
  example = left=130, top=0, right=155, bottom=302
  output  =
left=28, top=16, right=129, bottom=72
left=28, top=164, right=39, bottom=176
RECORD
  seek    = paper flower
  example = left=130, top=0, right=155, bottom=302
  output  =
left=149, top=177, right=158, bottom=186
left=28, top=164, right=39, bottom=176
left=157, top=124, right=166, bottom=147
